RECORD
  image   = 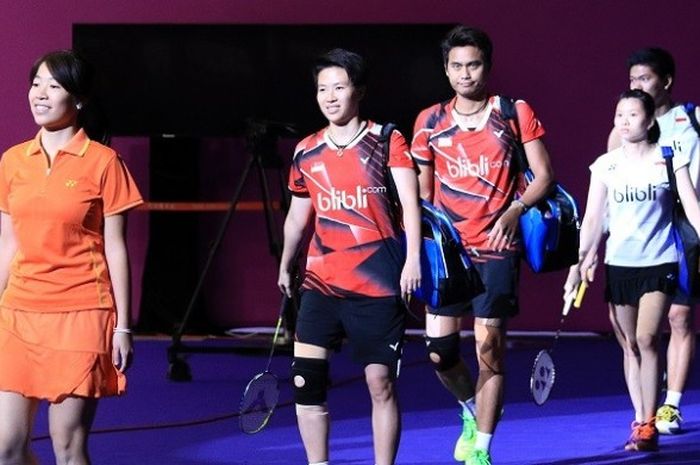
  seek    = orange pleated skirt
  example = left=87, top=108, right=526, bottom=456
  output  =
left=0, top=306, right=126, bottom=402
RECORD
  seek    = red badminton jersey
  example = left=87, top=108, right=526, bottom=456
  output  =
left=411, top=95, right=545, bottom=251
left=289, top=121, right=415, bottom=298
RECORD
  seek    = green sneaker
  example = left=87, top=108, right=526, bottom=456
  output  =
left=465, top=449, right=491, bottom=465
left=453, top=413, right=476, bottom=461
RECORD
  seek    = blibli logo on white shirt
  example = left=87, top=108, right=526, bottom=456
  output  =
left=612, top=184, right=658, bottom=203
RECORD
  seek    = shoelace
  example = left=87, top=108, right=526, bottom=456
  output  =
left=636, top=422, right=657, bottom=440
left=657, top=406, right=682, bottom=422
left=472, top=450, right=491, bottom=465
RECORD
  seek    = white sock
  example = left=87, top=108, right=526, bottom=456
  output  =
left=309, top=462, right=329, bottom=465
left=474, top=431, right=492, bottom=452
left=664, top=390, right=682, bottom=408
left=459, top=397, right=476, bottom=418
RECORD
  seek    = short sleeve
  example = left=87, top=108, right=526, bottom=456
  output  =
left=672, top=152, right=690, bottom=172
left=0, top=153, right=10, bottom=213
left=387, top=130, right=415, bottom=169
left=514, top=100, right=546, bottom=144
left=287, top=143, right=309, bottom=197
left=410, top=107, right=437, bottom=166
left=101, top=155, right=143, bottom=216
left=589, top=152, right=613, bottom=186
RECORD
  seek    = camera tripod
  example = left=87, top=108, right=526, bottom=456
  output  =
left=166, top=119, right=297, bottom=381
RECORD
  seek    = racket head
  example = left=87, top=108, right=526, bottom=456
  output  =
left=239, top=371, right=280, bottom=434
left=530, top=349, right=556, bottom=405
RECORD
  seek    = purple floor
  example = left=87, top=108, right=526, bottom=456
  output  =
left=30, top=335, right=700, bottom=464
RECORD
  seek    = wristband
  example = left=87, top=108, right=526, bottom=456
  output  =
left=511, top=199, right=529, bottom=213
left=113, top=327, right=133, bottom=334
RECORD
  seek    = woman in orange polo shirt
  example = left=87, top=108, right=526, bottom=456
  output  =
left=0, top=50, right=142, bottom=464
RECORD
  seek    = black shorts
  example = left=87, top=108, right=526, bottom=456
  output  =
left=295, top=290, right=406, bottom=376
left=605, top=262, right=677, bottom=306
left=428, top=251, right=520, bottom=319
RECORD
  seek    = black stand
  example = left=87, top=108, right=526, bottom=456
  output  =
left=167, top=120, right=296, bottom=381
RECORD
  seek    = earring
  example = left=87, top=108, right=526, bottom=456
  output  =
left=76, top=102, right=83, bottom=110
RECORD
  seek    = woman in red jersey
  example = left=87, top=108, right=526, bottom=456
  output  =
left=278, top=48, right=421, bottom=465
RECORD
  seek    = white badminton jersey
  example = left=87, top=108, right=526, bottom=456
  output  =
left=658, top=104, right=700, bottom=193
left=590, top=146, right=688, bottom=267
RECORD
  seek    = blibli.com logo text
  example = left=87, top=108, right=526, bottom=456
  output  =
left=612, top=184, right=658, bottom=203
left=317, top=186, right=386, bottom=211
left=446, top=155, right=508, bottom=178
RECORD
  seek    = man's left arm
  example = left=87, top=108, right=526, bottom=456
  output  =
left=487, top=138, right=554, bottom=251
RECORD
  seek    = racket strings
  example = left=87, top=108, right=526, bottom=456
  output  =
left=240, top=372, right=280, bottom=434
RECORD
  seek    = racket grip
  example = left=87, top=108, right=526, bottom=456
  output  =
left=562, top=292, right=575, bottom=316
left=573, top=280, right=588, bottom=308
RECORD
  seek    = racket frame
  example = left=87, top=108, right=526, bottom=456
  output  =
left=529, top=281, right=587, bottom=405
left=238, top=295, right=288, bottom=433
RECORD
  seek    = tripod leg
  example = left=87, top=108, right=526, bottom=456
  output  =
left=167, top=152, right=257, bottom=380
left=255, top=156, right=283, bottom=261
left=255, top=157, right=298, bottom=340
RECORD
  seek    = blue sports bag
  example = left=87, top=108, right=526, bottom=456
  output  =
left=380, top=123, right=484, bottom=308
left=412, top=200, right=485, bottom=308
left=663, top=146, right=700, bottom=297
left=501, top=97, right=581, bottom=273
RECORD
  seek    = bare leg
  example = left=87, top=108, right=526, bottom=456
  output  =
left=635, top=292, right=669, bottom=419
left=48, top=396, right=98, bottom=465
left=365, top=363, right=400, bottom=465
left=425, top=314, right=474, bottom=401
left=666, top=304, right=695, bottom=396
left=293, top=342, right=330, bottom=464
left=0, top=391, right=39, bottom=465
left=473, top=318, right=506, bottom=434
left=610, top=305, right=644, bottom=420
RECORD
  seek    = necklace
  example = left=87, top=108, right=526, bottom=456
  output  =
left=328, top=121, right=366, bottom=156
left=453, top=99, right=488, bottom=118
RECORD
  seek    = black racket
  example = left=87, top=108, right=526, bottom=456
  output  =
left=530, top=281, right=587, bottom=405
left=239, top=295, right=289, bottom=433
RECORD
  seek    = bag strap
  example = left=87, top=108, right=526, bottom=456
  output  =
left=499, top=96, right=531, bottom=176
left=662, top=145, right=680, bottom=201
left=379, top=123, right=402, bottom=229
left=684, top=102, right=700, bottom=138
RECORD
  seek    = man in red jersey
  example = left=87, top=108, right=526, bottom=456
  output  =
left=411, top=26, right=554, bottom=465
left=278, top=48, right=421, bottom=465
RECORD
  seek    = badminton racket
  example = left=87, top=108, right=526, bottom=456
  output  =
left=238, top=295, right=289, bottom=433
left=530, top=280, right=588, bottom=405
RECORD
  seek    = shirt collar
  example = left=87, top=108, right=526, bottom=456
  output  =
left=25, top=128, right=91, bottom=157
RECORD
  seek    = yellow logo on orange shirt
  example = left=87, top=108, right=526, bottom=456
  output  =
left=65, top=179, right=77, bottom=188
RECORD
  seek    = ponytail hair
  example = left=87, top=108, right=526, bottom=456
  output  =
left=647, top=120, right=660, bottom=143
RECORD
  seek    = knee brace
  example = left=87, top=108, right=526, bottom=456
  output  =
left=425, top=333, right=461, bottom=372
left=291, top=357, right=329, bottom=405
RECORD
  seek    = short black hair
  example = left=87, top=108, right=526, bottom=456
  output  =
left=30, top=49, right=94, bottom=105
left=30, top=50, right=111, bottom=143
left=441, top=25, right=493, bottom=71
left=627, top=47, right=675, bottom=85
left=312, top=48, right=367, bottom=88
left=619, top=89, right=660, bottom=144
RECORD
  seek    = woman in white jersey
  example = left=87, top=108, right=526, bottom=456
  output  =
left=565, top=89, right=700, bottom=452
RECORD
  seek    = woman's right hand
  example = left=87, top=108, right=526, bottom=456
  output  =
left=278, top=268, right=293, bottom=298
left=563, top=264, right=582, bottom=300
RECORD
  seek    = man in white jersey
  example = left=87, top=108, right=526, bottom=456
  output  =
left=608, top=47, right=700, bottom=435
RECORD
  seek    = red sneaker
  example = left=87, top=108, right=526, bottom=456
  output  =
left=626, top=418, right=659, bottom=452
